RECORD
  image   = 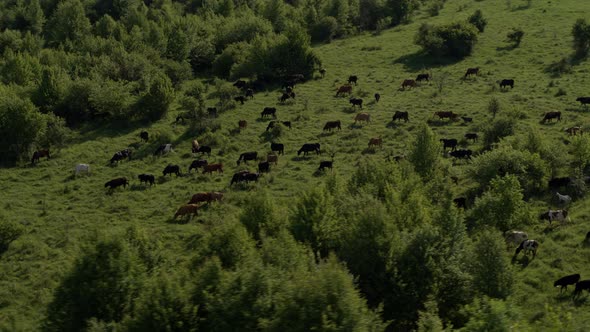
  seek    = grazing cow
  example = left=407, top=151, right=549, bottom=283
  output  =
left=464, top=133, right=478, bottom=142
left=189, top=192, right=212, bottom=204
left=261, top=107, right=277, bottom=119
left=174, top=204, right=200, bottom=219
left=449, top=149, right=472, bottom=160
left=354, top=112, right=371, bottom=124
left=453, top=197, right=467, bottom=209
left=514, top=239, right=539, bottom=258
left=576, top=97, right=590, bottom=106
left=237, top=151, right=257, bottom=165
left=238, top=120, right=247, bottom=130
left=139, top=131, right=149, bottom=142
left=279, top=92, right=295, bottom=103
left=234, top=96, right=247, bottom=105
left=31, top=149, right=50, bottom=165
left=298, top=143, right=321, bottom=156
left=336, top=85, right=353, bottom=96
left=258, top=161, right=271, bottom=173
left=189, top=160, right=208, bottom=173
left=202, top=163, right=223, bottom=175
left=154, top=144, right=173, bottom=156
left=245, top=88, right=254, bottom=99
left=207, top=107, right=218, bottom=118
left=323, top=120, right=342, bottom=131
left=500, top=79, right=514, bottom=89
left=105, top=177, right=129, bottom=190
left=549, top=177, right=571, bottom=189
left=573, top=280, right=590, bottom=298
left=374, top=93, right=381, bottom=103
left=318, top=160, right=333, bottom=171
left=349, top=98, right=363, bottom=108
left=368, top=137, right=383, bottom=149
left=461, top=116, right=472, bottom=123
left=267, top=154, right=278, bottom=165
left=401, top=79, right=417, bottom=89
left=282, top=80, right=296, bottom=90
left=138, top=174, right=155, bottom=186
left=230, top=171, right=261, bottom=185
left=270, top=143, right=284, bottom=155
left=554, top=274, right=581, bottom=293
left=233, top=80, right=247, bottom=89
left=416, top=73, right=430, bottom=82
left=210, top=192, right=224, bottom=202
left=565, top=126, right=583, bottom=136
left=433, top=111, right=459, bottom=121
left=74, top=163, right=90, bottom=175
left=504, top=230, right=528, bottom=247
left=192, top=145, right=212, bottom=156
left=585, top=231, right=590, bottom=243
left=440, top=138, right=458, bottom=151
left=464, top=67, right=479, bottom=78
left=392, top=111, right=409, bottom=122
left=163, top=164, right=181, bottom=177
left=539, top=209, right=568, bottom=225
left=319, top=68, right=326, bottom=78
left=348, top=75, right=358, bottom=85
left=556, top=192, right=572, bottom=205
left=110, top=149, right=131, bottom=164
left=542, top=111, right=561, bottom=123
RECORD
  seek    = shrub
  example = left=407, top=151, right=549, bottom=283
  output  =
left=572, top=18, right=590, bottom=58
left=487, top=97, right=500, bottom=118
left=415, top=21, right=478, bottom=58
left=468, top=10, right=487, bottom=33
left=0, top=219, right=24, bottom=254
left=428, top=1, right=444, bottom=17
left=135, top=72, right=174, bottom=122
left=482, top=117, right=514, bottom=149
left=310, top=16, right=338, bottom=43
left=506, top=28, right=524, bottom=47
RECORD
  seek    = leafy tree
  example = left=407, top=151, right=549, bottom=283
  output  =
left=263, top=0, right=288, bottom=33
left=469, top=229, right=514, bottom=299
left=417, top=299, right=444, bottom=332
left=570, top=135, right=590, bottom=173
left=310, top=16, right=339, bottom=42
left=135, top=72, right=174, bottom=122
left=44, top=0, right=91, bottom=46
left=32, top=67, right=69, bottom=114
left=240, top=191, right=284, bottom=241
left=482, top=117, right=515, bottom=149
left=88, top=79, right=134, bottom=121
left=36, top=113, right=71, bottom=150
left=387, top=0, right=420, bottom=25
left=460, top=297, right=518, bottom=332
left=572, top=18, right=590, bottom=58
left=166, top=24, right=191, bottom=62
left=488, top=96, right=500, bottom=118
left=212, top=42, right=250, bottom=78
left=193, top=220, right=256, bottom=269
left=415, top=21, right=478, bottom=58
left=468, top=10, right=487, bottom=33
left=409, top=124, right=440, bottom=178
left=0, top=51, right=42, bottom=85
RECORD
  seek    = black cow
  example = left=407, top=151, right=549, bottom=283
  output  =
left=163, top=164, right=181, bottom=177
left=453, top=197, right=467, bottom=209
left=449, top=149, right=472, bottom=160
left=110, top=149, right=131, bottom=164
left=465, top=133, right=478, bottom=142
left=234, top=96, right=247, bottom=105
left=440, top=138, right=458, bottom=151
left=374, top=93, right=380, bottom=103
left=298, top=143, right=321, bottom=156
left=392, top=111, right=409, bottom=122
left=548, top=177, right=571, bottom=189
left=416, top=73, right=430, bottom=82
left=271, top=143, right=284, bottom=155
left=189, top=160, right=208, bottom=173
left=139, top=131, right=149, bottom=142
left=105, top=177, right=129, bottom=190
left=323, top=120, right=342, bottom=131
left=138, top=174, right=155, bottom=186
left=500, top=79, right=514, bottom=89
left=261, top=107, right=277, bottom=119
left=585, top=231, right=590, bottom=243
left=245, top=88, right=254, bottom=99
left=349, top=98, right=363, bottom=108
left=574, top=280, right=590, bottom=298
left=576, top=97, right=590, bottom=106
left=237, top=151, right=257, bottom=165
left=554, top=274, right=581, bottom=292
left=258, top=161, right=271, bottom=173
left=318, top=160, right=333, bottom=171
left=348, top=75, right=358, bottom=85
left=192, top=145, right=212, bottom=156
left=542, top=111, right=561, bottom=123
left=279, top=92, right=295, bottom=103
left=154, top=144, right=173, bottom=156
left=230, top=171, right=261, bottom=185
left=461, top=116, right=473, bottom=123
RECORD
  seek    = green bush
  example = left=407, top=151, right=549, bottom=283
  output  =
left=506, top=28, right=524, bottom=47
left=310, top=16, right=339, bottom=43
left=134, top=72, right=174, bottom=122
left=0, top=219, right=24, bottom=254
left=415, top=21, right=478, bottom=58
left=468, top=10, right=487, bottom=33
left=572, top=18, right=590, bottom=58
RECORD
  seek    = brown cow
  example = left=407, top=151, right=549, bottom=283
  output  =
left=566, top=126, right=582, bottom=136
left=202, top=163, right=223, bottom=174
left=401, top=79, right=417, bottom=89
left=323, top=120, right=342, bottom=131
left=189, top=192, right=212, bottom=204
left=238, top=120, right=247, bottom=129
left=209, top=191, right=224, bottom=202
left=464, top=67, right=479, bottom=78
left=31, top=149, right=50, bottom=165
left=267, top=154, right=278, bottom=165
left=433, top=111, right=459, bottom=121
left=174, top=204, right=200, bottom=219
left=336, top=85, right=353, bottom=96
left=368, top=137, right=383, bottom=149
left=354, top=112, right=371, bottom=124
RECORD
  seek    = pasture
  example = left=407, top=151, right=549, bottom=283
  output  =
left=2, top=0, right=590, bottom=329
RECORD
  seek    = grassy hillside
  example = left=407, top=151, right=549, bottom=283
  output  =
left=2, top=0, right=590, bottom=330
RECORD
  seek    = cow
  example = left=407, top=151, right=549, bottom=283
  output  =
left=354, top=112, right=371, bottom=124
left=154, top=144, right=173, bottom=156
left=500, top=79, right=514, bottom=89
left=139, top=131, right=149, bottom=142
left=348, top=75, right=358, bottom=85
left=449, top=149, right=472, bottom=160
left=238, top=120, right=247, bottom=130
left=514, top=239, right=539, bottom=258
left=282, top=80, right=296, bottom=90
left=549, top=177, right=571, bottom=189
left=368, top=137, right=383, bottom=149
left=336, top=85, right=353, bottom=96
left=319, top=68, right=326, bottom=78
left=209, top=192, right=224, bottom=202
left=245, top=88, right=254, bottom=99
left=542, top=111, right=561, bottom=123
left=202, top=163, right=223, bottom=175
left=586, top=231, right=590, bottom=243
left=440, top=138, right=458, bottom=151
left=539, top=209, right=568, bottom=225
left=31, top=149, right=50, bottom=165
left=556, top=192, right=572, bottom=205
left=174, top=204, right=200, bottom=219
left=74, top=164, right=90, bottom=175
left=318, top=160, right=333, bottom=171
left=189, top=160, right=208, bottom=173
left=267, top=154, right=278, bottom=165
left=138, top=174, right=155, bottom=186
left=298, top=143, right=321, bottom=156
left=279, top=92, right=295, bottom=103
left=504, top=230, right=528, bottom=247
left=461, top=116, right=473, bottom=123
left=375, top=93, right=381, bottom=103
left=349, top=98, right=363, bottom=108
left=453, top=197, right=467, bottom=209
left=554, top=274, right=581, bottom=293
left=464, top=67, right=479, bottom=78
left=189, top=192, right=212, bottom=204
left=192, top=145, right=212, bottom=156
left=233, top=80, right=247, bottom=89
left=573, top=280, right=590, bottom=298
left=230, top=171, right=261, bottom=185
left=261, top=107, right=277, bottom=119
left=323, top=121, right=342, bottom=131
left=392, top=111, right=409, bottom=122
left=565, top=126, right=583, bottom=136
left=110, top=149, right=131, bottom=164
left=237, top=151, right=257, bottom=165
left=465, top=133, right=478, bottom=142
left=434, top=111, right=459, bottom=121
left=270, top=143, right=284, bottom=155
left=163, top=164, right=181, bottom=177
left=207, top=107, right=218, bottom=118
left=266, top=121, right=292, bottom=131
left=401, top=79, right=417, bottom=89
left=105, top=177, right=129, bottom=190
left=234, top=96, right=247, bottom=105
left=576, top=97, right=590, bottom=106
left=258, top=161, right=271, bottom=173
left=416, top=73, right=430, bottom=82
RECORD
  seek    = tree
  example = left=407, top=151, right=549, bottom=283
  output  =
left=409, top=124, right=440, bottom=178
left=468, top=10, right=487, bottom=33
left=572, top=18, right=590, bottom=58
left=135, top=72, right=174, bottom=122
left=487, top=97, right=500, bottom=118
left=415, top=21, right=478, bottom=58
left=32, top=67, right=69, bottom=114
left=482, top=117, right=515, bottom=149
left=469, top=229, right=514, bottom=299
left=569, top=135, right=590, bottom=173
left=240, top=191, right=284, bottom=241
left=45, top=0, right=91, bottom=46
left=166, top=24, right=191, bottom=62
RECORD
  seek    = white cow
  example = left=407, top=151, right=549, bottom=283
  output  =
left=515, top=239, right=539, bottom=258
left=504, top=230, right=528, bottom=247
left=75, top=163, right=90, bottom=175
left=540, top=209, right=569, bottom=225
left=556, top=192, right=572, bottom=205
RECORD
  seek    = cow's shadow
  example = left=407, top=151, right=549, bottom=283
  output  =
left=318, top=131, right=338, bottom=138
left=348, top=123, right=365, bottom=130
left=392, top=51, right=461, bottom=71
left=511, top=255, right=533, bottom=267
left=341, top=107, right=356, bottom=114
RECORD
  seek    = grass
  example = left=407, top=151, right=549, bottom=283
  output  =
left=2, top=0, right=590, bottom=329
